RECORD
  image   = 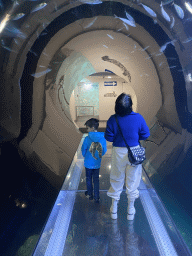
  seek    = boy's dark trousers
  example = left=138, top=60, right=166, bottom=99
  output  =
left=85, top=168, right=100, bottom=200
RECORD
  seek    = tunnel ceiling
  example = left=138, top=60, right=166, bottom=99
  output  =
left=0, top=0, right=191, bottom=142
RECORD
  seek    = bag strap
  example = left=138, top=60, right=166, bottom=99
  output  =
left=115, top=115, right=131, bottom=151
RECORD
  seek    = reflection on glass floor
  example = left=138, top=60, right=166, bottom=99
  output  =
left=32, top=137, right=192, bottom=256
left=63, top=191, right=159, bottom=256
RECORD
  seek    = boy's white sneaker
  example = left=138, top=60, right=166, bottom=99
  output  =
left=85, top=191, right=93, bottom=200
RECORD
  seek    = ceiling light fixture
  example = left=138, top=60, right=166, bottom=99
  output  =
left=84, top=83, right=92, bottom=90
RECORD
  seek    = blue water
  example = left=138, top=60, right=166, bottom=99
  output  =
left=0, top=142, right=59, bottom=256
left=150, top=145, right=192, bottom=253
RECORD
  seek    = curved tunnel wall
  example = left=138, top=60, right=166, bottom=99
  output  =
left=16, top=2, right=188, bottom=178
left=1, top=1, right=192, bottom=191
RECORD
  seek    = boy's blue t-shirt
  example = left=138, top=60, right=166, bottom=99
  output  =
left=81, top=132, right=107, bottom=169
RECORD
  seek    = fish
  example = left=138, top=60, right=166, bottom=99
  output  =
left=160, top=42, right=170, bottom=52
left=160, top=2, right=171, bottom=22
left=156, top=53, right=163, bottom=56
left=183, top=17, right=192, bottom=23
left=140, top=3, right=157, bottom=17
left=169, top=65, right=177, bottom=68
left=114, top=14, right=136, bottom=27
left=173, top=3, right=184, bottom=19
left=141, top=46, right=150, bottom=51
left=178, top=69, right=186, bottom=72
left=146, top=53, right=156, bottom=58
left=103, top=45, right=108, bottom=48
left=161, top=0, right=174, bottom=5
left=43, top=51, right=49, bottom=56
left=42, top=22, right=50, bottom=29
left=31, top=3, right=47, bottom=13
left=107, top=34, right=114, bottom=39
left=125, top=10, right=135, bottom=22
left=182, top=37, right=192, bottom=43
left=12, top=13, right=25, bottom=20
left=123, top=22, right=129, bottom=30
left=31, top=68, right=52, bottom=78
left=54, top=2, right=57, bottom=11
left=159, top=40, right=176, bottom=52
left=81, top=0, right=102, bottom=4
left=29, top=49, right=38, bottom=56
left=1, top=39, right=5, bottom=45
left=13, top=38, right=19, bottom=45
left=12, top=0, right=19, bottom=7
left=187, top=73, right=192, bottom=81
left=170, top=16, right=175, bottom=28
left=3, top=26, right=26, bottom=39
left=159, top=62, right=164, bottom=67
left=84, top=17, right=97, bottom=28
left=185, top=2, right=192, bottom=14
left=2, top=45, right=18, bottom=53
left=0, top=14, right=10, bottom=34
left=140, top=74, right=149, bottom=77
left=40, top=31, right=48, bottom=36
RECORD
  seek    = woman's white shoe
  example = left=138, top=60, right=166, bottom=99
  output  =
left=127, top=199, right=136, bottom=221
left=110, top=199, right=118, bottom=219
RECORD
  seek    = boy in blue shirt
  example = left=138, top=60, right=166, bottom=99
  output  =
left=81, top=118, right=107, bottom=203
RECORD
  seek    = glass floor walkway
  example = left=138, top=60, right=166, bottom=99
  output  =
left=32, top=134, right=192, bottom=256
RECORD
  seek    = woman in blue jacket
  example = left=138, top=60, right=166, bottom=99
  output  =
left=105, top=93, right=150, bottom=220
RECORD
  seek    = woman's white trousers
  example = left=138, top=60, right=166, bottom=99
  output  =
left=107, top=146, right=142, bottom=201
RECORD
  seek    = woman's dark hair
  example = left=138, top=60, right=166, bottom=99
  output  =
left=84, top=118, right=99, bottom=129
left=115, top=93, right=133, bottom=116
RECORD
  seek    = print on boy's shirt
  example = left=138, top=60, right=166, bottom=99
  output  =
left=89, top=142, right=103, bottom=160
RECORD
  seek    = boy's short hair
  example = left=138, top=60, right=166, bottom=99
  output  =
left=84, top=118, right=99, bottom=130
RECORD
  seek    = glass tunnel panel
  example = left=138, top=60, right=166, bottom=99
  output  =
left=0, top=0, right=192, bottom=255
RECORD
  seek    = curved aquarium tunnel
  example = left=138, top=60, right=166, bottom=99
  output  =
left=1, top=0, right=192, bottom=255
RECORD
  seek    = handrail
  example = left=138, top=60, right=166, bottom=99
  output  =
left=32, top=135, right=85, bottom=256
